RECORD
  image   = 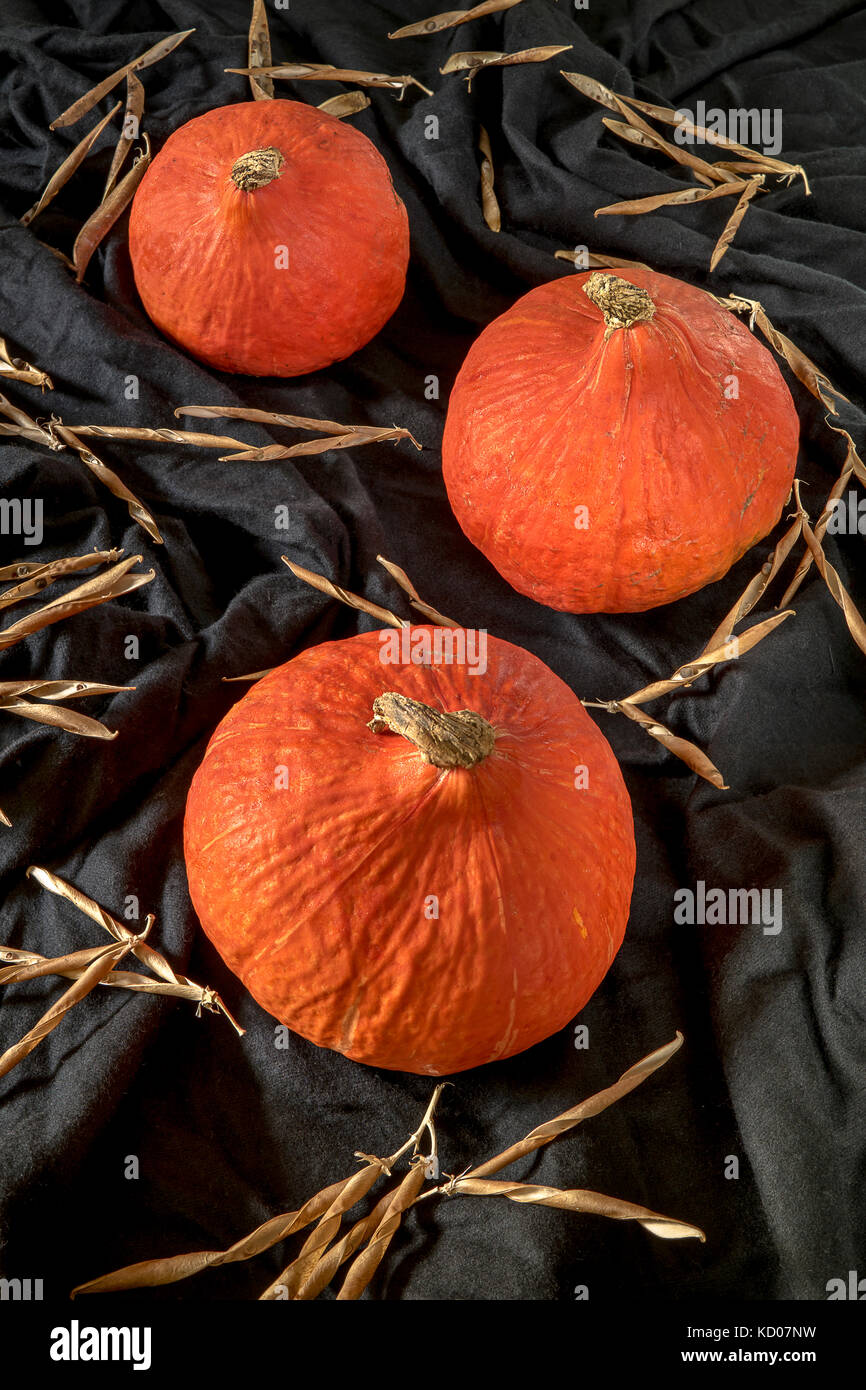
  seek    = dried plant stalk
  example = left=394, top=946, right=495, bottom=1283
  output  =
left=441, top=45, right=572, bottom=90
left=0, top=945, right=235, bottom=1010
left=703, top=515, right=804, bottom=647
left=175, top=404, right=421, bottom=460
left=284, top=558, right=406, bottom=629
left=25, top=865, right=244, bottom=1032
left=468, top=1033, right=683, bottom=1177
left=0, top=556, right=153, bottom=651
left=376, top=554, right=460, bottom=627
left=389, top=0, right=524, bottom=38
left=221, top=426, right=419, bottom=462
left=561, top=71, right=809, bottom=192
left=709, top=175, right=763, bottom=269
left=619, top=701, right=725, bottom=788
left=248, top=0, right=273, bottom=100
left=259, top=1159, right=390, bottom=1300
left=778, top=424, right=864, bottom=606
left=73, top=134, right=151, bottom=283
left=71, top=1177, right=353, bottom=1295
left=622, top=611, right=794, bottom=707
left=478, top=125, right=501, bottom=231
left=103, top=74, right=144, bottom=196
left=0, top=679, right=127, bottom=700
left=792, top=482, right=866, bottom=654
left=266, top=1083, right=446, bottom=1301
left=603, top=100, right=739, bottom=186
left=596, top=179, right=748, bottom=217
left=717, top=295, right=844, bottom=413
left=337, top=1163, right=429, bottom=1299
left=71, top=423, right=251, bottom=452
left=296, top=1035, right=685, bottom=1298
left=601, top=119, right=713, bottom=187
left=51, top=421, right=163, bottom=543
left=0, top=935, right=139, bottom=1080
left=226, top=65, right=434, bottom=98
left=176, top=403, right=353, bottom=434
left=1, top=550, right=125, bottom=609
left=318, top=91, right=371, bottom=118
left=554, top=248, right=653, bottom=272
left=447, top=1178, right=704, bottom=1240
left=0, top=337, right=52, bottom=388
left=76, top=1088, right=445, bottom=1297
left=20, top=102, right=122, bottom=226
left=0, top=942, right=127, bottom=985
left=0, top=699, right=119, bottom=739
left=0, top=389, right=59, bottom=448
left=50, top=29, right=195, bottom=129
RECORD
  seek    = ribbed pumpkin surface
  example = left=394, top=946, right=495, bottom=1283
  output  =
left=442, top=269, right=800, bottom=613
left=128, top=100, right=409, bottom=376
left=183, top=629, right=635, bottom=1075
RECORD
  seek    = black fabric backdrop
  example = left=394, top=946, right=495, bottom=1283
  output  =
left=0, top=0, right=864, bottom=1305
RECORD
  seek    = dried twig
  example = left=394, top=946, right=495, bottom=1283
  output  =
left=717, top=294, right=846, bottom=414
left=376, top=555, right=460, bottom=626
left=174, top=404, right=421, bottom=462
left=248, top=0, right=273, bottom=100
left=389, top=0, right=524, bottom=38
left=51, top=420, right=163, bottom=543
left=554, top=248, right=653, bottom=272
left=73, top=133, right=151, bottom=283
left=792, top=482, right=866, bottom=654
left=478, top=126, right=500, bottom=232
left=0, top=555, right=154, bottom=651
left=778, top=423, right=864, bottom=606
left=709, top=175, right=763, bottom=268
left=74, top=1087, right=444, bottom=1297
left=443, top=1178, right=704, bottom=1239
left=103, top=75, right=144, bottom=197
left=0, top=548, right=124, bottom=610
left=25, top=866, right=244, bottom=1032
left=50, top=29, right=195, bottom=129
left=226, top=64, right=433, bottom=99
left=441, top=45, right=572, bottom=90
left=0, top=931, right=145, bottom=1081
left=283, top=559, right=406, bottom=630
left=318, top=91, right=370, bottom=118
left=595, top=179, right=749, bottom=217
left=0, top=338, right=52, bottom=390
left=70, top=423, right=251, bottom=452
left=20, top=103, right=121, bottom=226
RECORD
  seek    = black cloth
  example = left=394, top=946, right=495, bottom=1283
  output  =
left=0, top=0, right=864, bottom=1303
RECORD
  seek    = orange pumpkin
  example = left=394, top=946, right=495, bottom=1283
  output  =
left=442, top=269, right=800, bottom=613
left=128, top=100, right=409, bottom=376
left=183, top=628, right=635, bottom=1075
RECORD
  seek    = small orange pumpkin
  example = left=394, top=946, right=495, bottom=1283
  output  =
left=442, top=269, right=800, bottom=613
left=183, top=628, right=635, bottom=1075
left=128, top=100, right=409, bottom=376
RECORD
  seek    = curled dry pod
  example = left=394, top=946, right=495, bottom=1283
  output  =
left=442, top=270, right=800, bottom=613
left=184, top=628, right=635, bottom=1075
left=128, top=101, right=409, bottom=376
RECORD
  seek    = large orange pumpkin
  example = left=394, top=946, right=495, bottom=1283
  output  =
left=442, top=269, right=800, bottom=613
left=128, top=100, right=409, bottom=376
left=183, top=628, right=635, bottom=1075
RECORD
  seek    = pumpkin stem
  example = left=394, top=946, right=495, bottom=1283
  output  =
left=368, top=693, right=495, bottom=769
left=230, top=146, right=285, bottom=192
left=583, top=272, right=656, bottom=341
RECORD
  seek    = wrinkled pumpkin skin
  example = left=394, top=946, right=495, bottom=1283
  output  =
left=128, top=100, right=409, bottom=376
left=184, top=629, right=635, bottom=1075
left=442, top=269, right=800, bottom=613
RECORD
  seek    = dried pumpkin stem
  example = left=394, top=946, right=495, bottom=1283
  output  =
left=230, top=146, right=284, bottom=191
left=583, top=271, right=656, bottom=339
left=369, top=693, right=495, bottom=769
